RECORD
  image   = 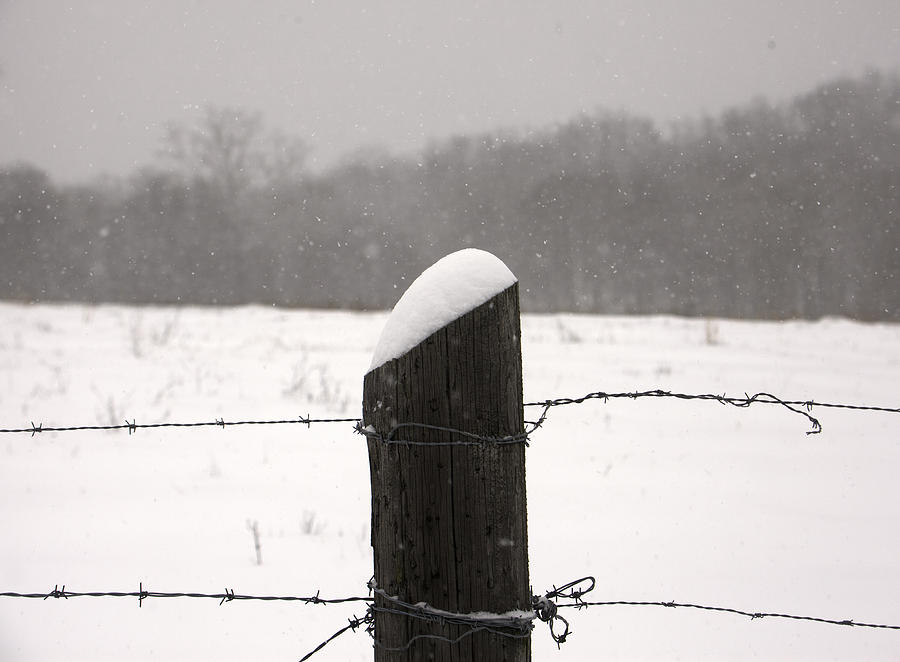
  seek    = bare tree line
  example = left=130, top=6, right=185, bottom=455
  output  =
left=1, top=69, right=897, bottom=319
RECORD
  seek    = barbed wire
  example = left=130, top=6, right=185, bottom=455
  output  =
left=534, top=575, right=900, bottom=632
left=4, top=577, right=898, bottom=661
left=0, top=584, right=372, bottom=607
left=4, top=384, right=898, bottom=657
left=524, top=389, right=900, bottom=414
left=525, top=389, right=900, bottom=434
left=0, top=415, right=360, bottom=436
left=1, top=388, right=896, bottom=438
left=299, top=611, right=373, bottom=662
left=557, top=600, right=900, bottom=630
left=301, top=576, right=591, bottom=659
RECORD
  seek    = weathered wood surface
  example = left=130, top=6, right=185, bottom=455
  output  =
left=363, top=282, right=530, bottom=662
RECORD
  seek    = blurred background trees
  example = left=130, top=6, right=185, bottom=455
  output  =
left=1, top=69, right=897, bottom=319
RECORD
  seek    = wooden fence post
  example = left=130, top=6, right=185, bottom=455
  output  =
left=362, top=256, right=530, bottom=661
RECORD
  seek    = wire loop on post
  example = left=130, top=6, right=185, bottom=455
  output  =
left=533, top=576, right=596, bottom=646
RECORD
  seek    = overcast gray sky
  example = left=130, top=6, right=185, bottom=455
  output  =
left=1, top=0, right=898, bottom=183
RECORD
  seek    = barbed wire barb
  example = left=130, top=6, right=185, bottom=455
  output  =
left=298, top=612, right=373, bottom=662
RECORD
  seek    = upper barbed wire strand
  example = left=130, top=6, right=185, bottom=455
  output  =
left=0, top=388, right=896, bottom=437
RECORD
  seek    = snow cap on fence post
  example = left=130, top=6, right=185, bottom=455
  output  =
left=368, top=248, right=517, bottom=372
left=363, top=248, right=530, bottom=661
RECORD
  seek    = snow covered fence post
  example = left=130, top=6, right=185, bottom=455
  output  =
left=362, top=249, right=531, bottom=661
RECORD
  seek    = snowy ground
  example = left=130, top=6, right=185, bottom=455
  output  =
left=1, top=302, right=898, bottom=661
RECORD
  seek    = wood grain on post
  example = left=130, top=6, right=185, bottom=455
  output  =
left=363, top=282, right=530, bottom=662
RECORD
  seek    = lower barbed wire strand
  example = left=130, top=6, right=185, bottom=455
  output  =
left=8, top=583, right=898, bottom=632
left=0, top=587, right=373, bottom=605
left=557, top=600, right=900, bottom=630
left=6, top=579, right=900, bottom=659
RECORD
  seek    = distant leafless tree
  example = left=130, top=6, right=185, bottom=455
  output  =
left=161, top=106, right=309, bottom=196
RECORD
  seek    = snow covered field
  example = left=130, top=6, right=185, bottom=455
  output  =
left=1, top=302, right=898, bottom=661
